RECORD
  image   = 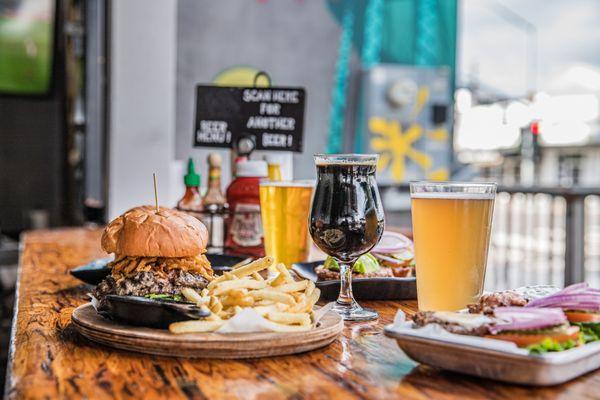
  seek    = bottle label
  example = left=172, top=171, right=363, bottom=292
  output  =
left=230, top=203, right=262, bottom=247
left=209, top=167, right=220, bottom=182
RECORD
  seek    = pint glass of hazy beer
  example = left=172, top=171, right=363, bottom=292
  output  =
left=259, top=181, right=314, bottom=266
left=410, top=182, right=496, bottom=311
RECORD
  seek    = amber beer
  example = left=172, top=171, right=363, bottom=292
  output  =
left=411, top=183, right=496, bottom=311
left=259, top=181, right=313, bottom=266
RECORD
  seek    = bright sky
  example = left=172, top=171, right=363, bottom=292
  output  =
left=458, top=0, right=600, bottom=98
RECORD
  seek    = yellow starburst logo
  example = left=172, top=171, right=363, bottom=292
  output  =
left=369, top=86, right=449, bottom=182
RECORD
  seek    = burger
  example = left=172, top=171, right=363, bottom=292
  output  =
left=315, top=253, right=393, bottom=280
left=467, top=283, right=599, bottom=344
left=93, top=206, right=213, bottom=309
left=486, top=307, right=582, bottom=352
left=370, top=231, right=415, bottom=277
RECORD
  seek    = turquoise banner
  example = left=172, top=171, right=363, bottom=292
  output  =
left=325, top=0, right=457, bottom=153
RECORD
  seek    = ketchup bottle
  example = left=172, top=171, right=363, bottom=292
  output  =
left=225, top=160, right=267, bottom=257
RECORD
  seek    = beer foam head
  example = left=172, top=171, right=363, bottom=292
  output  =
left=410, top=191, right=495, bottom=200
left=410, top=182, right=496, bottom=199
left=314, top=154, right=378, bottom=166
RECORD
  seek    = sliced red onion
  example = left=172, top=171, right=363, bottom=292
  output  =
left=526, top=283, right=600, bottom=312
left=561, top=282, right=591, bottom=293
left=371, top=253, right=404, bottom=266
left=489, top=307, right=567, bottom=334
left=373, top=231, right=413, bottom=254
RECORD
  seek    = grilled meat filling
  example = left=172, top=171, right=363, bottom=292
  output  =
left=314, top=264, right=393, bottom=280
left=93, top=269, right=208, bottom=309
left=412, top=311, right=491, bottom=336
left=468, top=291, right=528, bottom=315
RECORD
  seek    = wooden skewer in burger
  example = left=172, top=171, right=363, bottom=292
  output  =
left=93, top=174, right=213, bottom=310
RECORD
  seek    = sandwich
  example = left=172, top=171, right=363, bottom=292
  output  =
left=486, top=307, right=582, bottom=352
left=93, top=206, right=213, bottom=309
left=370, top=231, right=415, bottom=277
left=468, top=283, right=599, bottom=344
left=371, top=249, right=415, bottom=278
left=315, top=231, right=416, bottom=280
left=315, top=253, right=393, bottom=280
left=413, top=307, right=582, bottom=353
left=525, top=283, right=600, bottom=343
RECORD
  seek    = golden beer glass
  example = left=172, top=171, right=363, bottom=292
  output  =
left=259, top=181, right=314, bottom=266
left=410, top=182, right=496, bottom=311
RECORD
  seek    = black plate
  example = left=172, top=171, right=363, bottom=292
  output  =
left=292, top=261, right=417, bottom=301
left=99, top=295, right=211, bottom=328
left=70, top=253, right=249, bottom=285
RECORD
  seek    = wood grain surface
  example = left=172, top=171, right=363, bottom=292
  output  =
left=5, top=228, right=600, bottom=399
left=71, top=303, right=343, bottom=359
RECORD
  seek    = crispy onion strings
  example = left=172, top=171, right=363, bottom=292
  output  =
left=109, top=254, right=213, bottom=282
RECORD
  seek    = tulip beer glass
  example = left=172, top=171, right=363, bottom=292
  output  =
left=309, top=154, right=385, bottom=321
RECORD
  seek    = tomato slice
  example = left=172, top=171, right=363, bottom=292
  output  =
left=486, top=326, right=580, bottom=347
left=565, top=311, right=600, bottom=323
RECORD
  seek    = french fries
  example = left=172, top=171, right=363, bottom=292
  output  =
left=266, top=311, right=311, bottom=326
left=211, top=279, right=267, bottom=295
left=169, top=320, right=224, bottom=333
left=169, top=256, right=321, bottom=334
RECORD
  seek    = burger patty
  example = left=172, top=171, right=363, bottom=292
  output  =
left=467, top=291, right=528, bottom=315
left=93, top=269, right=208, bottom=309
left=412, top=311, right=490, bottom=336
left=314, top=265, right=393, bottom=280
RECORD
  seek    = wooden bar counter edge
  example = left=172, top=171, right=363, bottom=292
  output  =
left=4, top=228, right=599, bottom=399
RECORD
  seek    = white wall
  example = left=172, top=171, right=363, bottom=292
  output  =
left=108, top=0, right=179, bottom=219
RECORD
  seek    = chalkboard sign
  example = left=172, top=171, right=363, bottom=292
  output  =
left=194, top=85, right=306, bottom=152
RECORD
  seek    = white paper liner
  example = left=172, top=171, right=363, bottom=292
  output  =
left=89, top=293, right=100, bottom=312
left=216, top=302, right=335, bottom=333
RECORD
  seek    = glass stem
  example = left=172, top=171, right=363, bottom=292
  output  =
left=337, top=260, right=357, bottom=306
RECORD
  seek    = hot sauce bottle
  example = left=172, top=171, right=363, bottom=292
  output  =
left=201, top=153, right=227, bottom=253
left=225, top=160, right=267, bottom=257
left=203, top=153, right=227, bottom=208
left=177, top=158, right=202, bottom=216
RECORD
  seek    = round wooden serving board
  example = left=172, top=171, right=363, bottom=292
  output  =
left=71, top=303, right=343, bottom=359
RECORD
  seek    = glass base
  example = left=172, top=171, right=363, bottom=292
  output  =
left=332, top=301, right=379, bottom=321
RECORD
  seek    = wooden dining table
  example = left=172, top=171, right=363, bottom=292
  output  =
left=4, top=228, right=599, bottom=399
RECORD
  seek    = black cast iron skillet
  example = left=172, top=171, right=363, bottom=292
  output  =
left=98, top=295, right=211, bottom=328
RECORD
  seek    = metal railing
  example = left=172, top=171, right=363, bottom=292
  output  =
left=380, top=184, right=600, bottom=290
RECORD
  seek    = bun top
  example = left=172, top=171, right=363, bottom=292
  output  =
left=101, top=206, right=208, bottom=257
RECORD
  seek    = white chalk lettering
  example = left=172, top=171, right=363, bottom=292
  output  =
left=259, top=103, right=281, bottom=115
left=242, top=89, right=271, bottom=103
left=272, top=90, right=299, bottom=103
left=196, top=120, right=231, bottom=143
left=262, top=133, right=288, bottom=147
left=246, top=116, right=295, bottom=130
